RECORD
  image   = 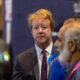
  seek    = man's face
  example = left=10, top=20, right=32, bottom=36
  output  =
left=54, top=28, right=71, bottom=63
left=31, top=18, right=53, bottom=46
left=58, top=40, right=71, bottom=63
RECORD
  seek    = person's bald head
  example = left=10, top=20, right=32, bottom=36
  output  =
left=63, top=17, right=80, bottom=25
left=59, top=18, right=80, bottom=39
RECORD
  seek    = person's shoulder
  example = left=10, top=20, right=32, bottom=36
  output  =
left=13, top=47, right=35, bottom=73
left=76, top=67, right=80, bottom=74
left=72, top=67, right=80, bottom=80
left=16, top=47, right=34, bottom=60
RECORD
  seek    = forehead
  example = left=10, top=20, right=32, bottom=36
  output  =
left=58, top=26, right=65, bottom=38
left=58, top=21, right=80, bottom=38
left=63, top=21, right=80, bottom=29
left=32, top=18, right=50, bottom=25
left=58, top=23, right=72, bottom=38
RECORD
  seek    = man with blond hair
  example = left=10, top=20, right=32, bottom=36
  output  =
left=12, top=9, right=58, bottom=80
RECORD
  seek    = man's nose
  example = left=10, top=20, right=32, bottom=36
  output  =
left=38, top=27, right=43, bottom=32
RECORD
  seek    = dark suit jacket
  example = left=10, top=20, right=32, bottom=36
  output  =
left=12, top=46, right=58, bottom=80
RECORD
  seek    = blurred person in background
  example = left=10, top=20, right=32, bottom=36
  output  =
left=0, top=30, right=11, bottom=80
left=53, top=18, right=80, bottom=80
left=12, top=9, right=58, bottom=80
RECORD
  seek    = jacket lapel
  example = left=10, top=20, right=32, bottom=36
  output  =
left=32, top=47, right=39, bottom=80
left=31, top=45, right=58, bottom=80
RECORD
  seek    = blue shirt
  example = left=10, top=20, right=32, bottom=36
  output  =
left=49, top=58, right=66, bottom=80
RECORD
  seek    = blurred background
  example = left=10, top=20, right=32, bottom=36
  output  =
left=0, top=0, right=80, bottom=79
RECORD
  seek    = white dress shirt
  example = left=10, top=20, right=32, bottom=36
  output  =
left=35, top=42, right=53, bottom=80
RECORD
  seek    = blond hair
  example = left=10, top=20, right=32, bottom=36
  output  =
left=27, top=9, right=55, bottom=30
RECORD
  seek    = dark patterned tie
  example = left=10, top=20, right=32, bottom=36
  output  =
left=41, top=50, right=47, bottom=80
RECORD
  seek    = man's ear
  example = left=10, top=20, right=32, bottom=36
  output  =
left=68, top=40, right=76, bottom=53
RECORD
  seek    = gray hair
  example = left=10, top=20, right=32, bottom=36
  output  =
left=64, top=27, right=80, bottom=50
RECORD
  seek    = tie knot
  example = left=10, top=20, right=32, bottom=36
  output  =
left=42, top=50, right=46, bottom=56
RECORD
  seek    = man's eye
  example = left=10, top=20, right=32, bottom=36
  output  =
left=57, top=37, right=61, bottom=42
left=58, top=38, right=61, bottom=42
left=34, top=27, right=38, bottom=30
left=42, top=26, right=47, bottom=29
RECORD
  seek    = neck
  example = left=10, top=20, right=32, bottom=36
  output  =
left=69, top=50, right=80, bottom=65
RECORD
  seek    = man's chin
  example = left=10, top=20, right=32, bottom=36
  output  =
left=39, top=42, right=46, bottom=45
left=58, top=56, right=68, bottom=63
left=37, top=40, right=46, bottom=44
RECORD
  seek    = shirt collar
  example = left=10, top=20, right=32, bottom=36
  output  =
left=35, top=42, right=53, bottom=55
left=35, top=45, right=42, bottom=56
left=45, top=42, right=53, bottom=55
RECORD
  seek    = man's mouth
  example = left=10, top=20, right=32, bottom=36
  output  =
left=38, top=36, right=44, bottom=38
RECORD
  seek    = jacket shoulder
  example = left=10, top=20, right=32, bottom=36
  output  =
left=72, top=67, right=80, bottom=80
left=15, top=47, right=35, bottom=73
left=18, top=48, right=34, bottom=58
left=16, top=47, right=34, bottom=65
